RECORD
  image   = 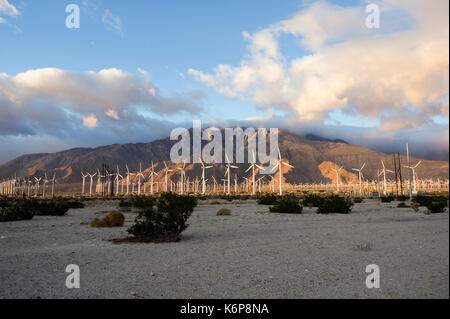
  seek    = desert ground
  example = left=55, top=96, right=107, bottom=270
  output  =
left=0, top=199, right=448, bottom=299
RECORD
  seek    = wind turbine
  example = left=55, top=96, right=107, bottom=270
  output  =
left=87, top=172, right=97, bottom=196
left=149, top=161, right=158, bottom=195
left=50, top=173, right=56, bottom=198
left=380, top=160, right=394, bottom=195
left=200, top=158, right=213, bottom=195
left=42, top=173, right=49, bottom=198
left=224, top=154, right=238, bottom=195
left=125, top=165, right=134, bottom=195
left=331, top=166, right=343, bottom=192
left=270, top=146, right=295, bottom=195
left=404, top=160, right=422, bottom=194
left=34, top=177, right=42, bottom=196
left=81, top=172, right=88, bottom=194
left=136, top=162, right=145, bottom=195
left=163, top=161, right=173, bottom=192
left=352, top=162, right=366, bottom=196
left=245, top=150, right=264, bottom=195
left=178, top=162, right=187, bottom=195
left=115, top=165, right=123, bottom=195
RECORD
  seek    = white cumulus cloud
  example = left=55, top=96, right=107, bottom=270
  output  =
left=189, top=0, right=449, bottom=131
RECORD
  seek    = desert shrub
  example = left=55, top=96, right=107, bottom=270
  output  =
left=413, top=195, right=448, bottom=214
left=411, top=202, right=420, bottom=212
left=119, top=199, right=132, bottom=208
left=0, top=203, right=34, bottom=222
left=353, top=198, right=363, bottom=203
left=91, top=211, right=125, bottom=227
left=65, top=200, right=84, bottom=209
left=380, top=196, right=395, bottom=203
left=31, top=200, right=71, bottom=216
left=301, top=194, right=324, bottom=207
left=396, top=195, right=409, bottom=202
left=257, top=194, right=280, bottom=205
left=120, top=196, right=156, bottom=209
left=216, top=208, right=232, bottom=216
left=269, top=195, right=303, bottom=214
left=397, top=202, right=410, bottom=208
left=426, top=202, right=447, bottom=214
left=126, top=193, right=197, bottom=242
left=317, top=196, right=353, bottom=214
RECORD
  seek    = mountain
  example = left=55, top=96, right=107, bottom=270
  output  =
left=0, top=130, right=448, bottom=191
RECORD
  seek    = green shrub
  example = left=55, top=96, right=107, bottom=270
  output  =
left=426, top=202, right=447, bottom=214
left=32, top=200, right=70, bottom=216
left=0, top=204, right=34, bottom=222
left=353, top=198, right=363, bottom=203
left=257, top=194, right=280, bottom=205
left=396, top=195, right=409, bottom=202
left=216, top=208, right=232, bottom=216
left=380, top=196, right=395, bottom=203
left=120, top=196, right=156, bottom=209
left=301, top=194, right=324, bottom=207
left=269, top=195, right=303, bottom=214
left=127, top=193, right=197, bottom=242
left=397, top=202, right=410, bottom=208
left=317, top=196, right=353, bottom=214
left=91, top=211, right=125, bottom=227
left=413, top=195, right=448, bottom=214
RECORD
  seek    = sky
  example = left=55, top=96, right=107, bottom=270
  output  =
left=0, top=0, right=448, bottom=163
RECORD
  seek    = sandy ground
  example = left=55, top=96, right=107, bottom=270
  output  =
left=0, top=199, right=448, bottom=299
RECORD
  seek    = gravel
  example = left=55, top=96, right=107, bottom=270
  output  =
left=0, top=199, right=448, bottom=299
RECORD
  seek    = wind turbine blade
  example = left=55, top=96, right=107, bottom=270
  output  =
left=245, top=165, right=252, bottom=173
left=230, top=165, right=239, bottom=169
left=282, top=162, right=294, bottom=168
left=255, top=164, right=264, bottom=170
left=360, top=162, right=366, bottom=170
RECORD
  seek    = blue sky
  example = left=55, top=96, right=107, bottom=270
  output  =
left=0, top=0, right=448, bottom=162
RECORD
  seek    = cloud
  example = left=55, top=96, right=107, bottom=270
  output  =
left=0, top=16, right=6, bottom=24
left=0, top=67, right=204, bottom=137
left=102, top=9, right=124, bottom=37
left=189, top=0, right=449, bottom=131
left=0, top=0, right=19, bottom=17
left=82, top=114, right=98, bottom=128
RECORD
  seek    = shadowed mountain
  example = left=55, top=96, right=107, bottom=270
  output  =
left=0, top=130, right=448, bottom=191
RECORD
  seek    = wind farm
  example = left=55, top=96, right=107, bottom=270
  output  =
left=0, top=0, right=448, bottom=302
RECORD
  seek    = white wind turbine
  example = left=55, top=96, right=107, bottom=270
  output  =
left=50, top=173, right=56, bottom=198
left=163, top=161, right=173, bottom=192
left=125, top=165, right=134, bottom=195
left=332, top=166, right=343, bottom=192
left=269, top=146, right=295, bottom=195
left=178, top=162, right=187, bottom=195
left=34, top=176, right=42, bottom=196
left=136, top=162, right=145, bottom=195
left=148, top=161, right=158, bottom=195
left=115, top=165, right=123, bottom=195
left=380, top=160, right=394, bottom=195
left=245, top=150, right=264, bottom=195
left=42, top=173, right=49, bottom=198
left=352, top=162, right=366, bottom=196
left=224, top=153, right=238, bottom=195
left=199, top=158, right=213, bottom=195
left=81, top=172, right=88, bottom=194
left=87, top=172, right=97, bottom=196
left=403, top=160, right=422, bottom=194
